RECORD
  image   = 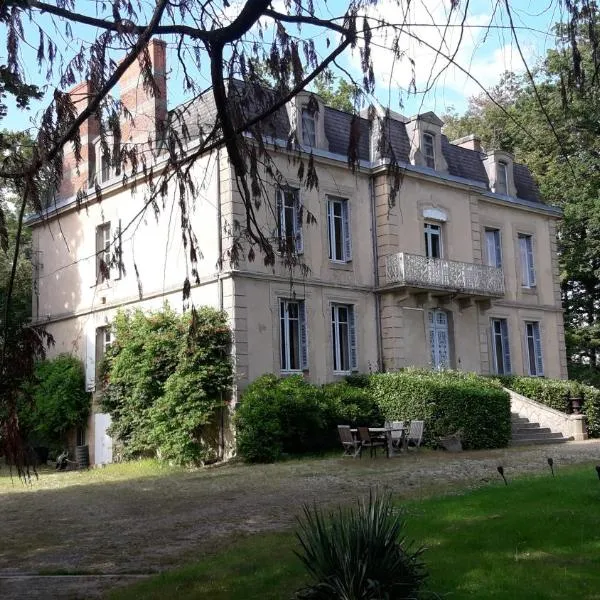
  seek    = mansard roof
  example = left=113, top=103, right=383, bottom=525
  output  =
left=169, top=80, right=544, bottom=205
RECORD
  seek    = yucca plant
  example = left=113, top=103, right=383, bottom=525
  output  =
left=294, top=491, right=427, bottom=600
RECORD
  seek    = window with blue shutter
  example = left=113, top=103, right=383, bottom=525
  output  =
left=348, top=306, right=357, bottom=371
left=485, top=228, right=502, bottom=268
left=518, top=234, right=536, bottom=287
left=490, top=318, right=511, bottom=374
left=332, top=303, right=356, bottom=373
left=279, top=299, right=307, bottom=372
left=525, top=321, right=544, bottom=376
left=277, top=188, right=302, bottom=254
left=327, top=197, right=351, bottom=262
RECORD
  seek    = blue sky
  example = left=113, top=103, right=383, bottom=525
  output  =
left=1, top=0, right=563, bottom=133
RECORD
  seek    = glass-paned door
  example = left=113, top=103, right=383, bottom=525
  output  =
left=428, top=309, right=450, bottom=369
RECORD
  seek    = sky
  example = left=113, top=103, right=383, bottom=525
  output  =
left=0, top=0, right=565, bottom=133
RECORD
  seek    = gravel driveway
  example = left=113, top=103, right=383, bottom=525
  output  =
left=1, top=440, right=599, bottom=599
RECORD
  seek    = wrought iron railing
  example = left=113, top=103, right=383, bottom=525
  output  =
left=385, top=252, right=505, bottom=296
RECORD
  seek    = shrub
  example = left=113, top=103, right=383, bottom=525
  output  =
left=321, top=380, right=382, bottom=430
left=370, top=369, right=511, bottom=450
left=294, top=492, right=427, bottom=599
left=500, top=375, right=600, bottom=438
left=101, top=304, right=233, bottom=464
left=23, top=355, right=90, bottom=449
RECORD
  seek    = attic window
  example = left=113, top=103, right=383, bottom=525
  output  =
left=496, top=161, right=508, bottom=194
left=423, top=132, right=435, bottom=168
left=301, top=108, right=316, bottom=147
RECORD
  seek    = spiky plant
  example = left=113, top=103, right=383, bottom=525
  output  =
left=294, top=491, right=427, bottom=600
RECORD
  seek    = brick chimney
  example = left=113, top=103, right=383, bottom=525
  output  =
left=59, top=80, right=100, bottom=199
left=119, top=39, right=167, bottom=150
left=451, top=134, right=482, bottom=153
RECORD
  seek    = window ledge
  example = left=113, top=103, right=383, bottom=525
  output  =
left=329, top=260, right=353, bottom=271
left=521, top=286, right=537, bottom=295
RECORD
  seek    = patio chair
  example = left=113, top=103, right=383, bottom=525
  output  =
left=390, top=421, right=405, bottom=450
left=338, top=425, right=362, bottom=458
left=357, top=427, right=386, bottom=458
left=406, top=420, right=424, bottom=451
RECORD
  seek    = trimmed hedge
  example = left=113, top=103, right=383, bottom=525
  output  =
left=235, top=375, right=382, bottom=463
left=499, top=375, right=600, bottom=438
left=370, top=369, right=511, bottom=450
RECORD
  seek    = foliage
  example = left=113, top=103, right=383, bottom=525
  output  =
left=313, top=70, right=361, bottom=112
left=370, top=369, right=511, bottom=450
left=21, top=354, right=90, bottom=448
left=101, top=305, right=232, bottom=464
left=294, top=492, right=427, bottom=600
left=499, top=375, right=600, bottom=438
left=321, top=380, right=382, bottom=431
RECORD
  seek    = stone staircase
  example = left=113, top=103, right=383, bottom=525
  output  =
left=511, top=412, right=572, bottom=446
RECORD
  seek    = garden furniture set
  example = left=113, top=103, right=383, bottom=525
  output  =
left=338, top=421, right=424, bottom=458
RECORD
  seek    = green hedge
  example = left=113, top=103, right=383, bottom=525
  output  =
left=370, top=369, right=511, bottom=450
left=235, top=375, right=382, bottom=463
left=499, top=375, right=600, bottom=438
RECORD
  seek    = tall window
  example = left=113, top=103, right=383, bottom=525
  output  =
left=518, top=233, right=536, bottom=288
left=327, top=197, right=351, bottom=262
left=96, top=223, right=111, bottom=282
left=525, top=321, right=544, bottom=376
left=331, top=304, right=357, bottom=373
left=280, top=299, right=308, bottom=372
left=485, top=228, right=502, bottom=268
left=423, top=132, right=435, bottom=168
left=277, top=188, right=303, bottom=253
left=496, top=161, right=508, bottom=194
left=424, top=222, right=442, bottom=258
left=95, top=326, right=112, bottom=382
left=301, top=108, right=316, bottom=146
left=490, top=318, right=511, bottom=374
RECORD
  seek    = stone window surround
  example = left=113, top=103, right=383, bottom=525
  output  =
left=287, top=91, right=329, bottom=150
left=484, top=150, right=517, bottom=197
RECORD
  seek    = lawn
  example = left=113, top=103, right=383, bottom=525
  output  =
left=109, top=465, right=600, bottom=600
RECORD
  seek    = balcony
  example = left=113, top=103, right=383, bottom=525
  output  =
left=385, top=252, right=505, bottom=297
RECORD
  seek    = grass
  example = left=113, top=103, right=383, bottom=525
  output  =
left=109, top=464, right=600, bottom=600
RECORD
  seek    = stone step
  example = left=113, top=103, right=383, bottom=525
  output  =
left=511, top=431, right=566, bottom=441
left=512, top=422, right=541, bottom=430
left=511, top=416, right=529, bottom=423
left=512, top=426, right=551, bottom=435
left=511, top=436, right=572, bottom=446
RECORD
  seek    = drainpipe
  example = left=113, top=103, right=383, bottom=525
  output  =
left=216, top=148, right=225, bottom=459
left=370, top=175, right=384, bottom=372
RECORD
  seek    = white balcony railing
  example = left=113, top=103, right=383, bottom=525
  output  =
left=385, top=252, right=505, bottom=297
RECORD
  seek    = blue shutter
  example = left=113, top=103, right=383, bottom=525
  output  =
left=299, top=301, right=308, bottom=370
left=327, top=199, right=333, bottom=260
left=348, top=305, right=357, bottom=371
left=527, top=237, right=536, bottom=286
left=519, top=236, right=528, bottom=286
left=494, top=230, right=502, bottom=268
left=500, top=319, right=511, bottom=374
left=343, top=200, right=352, bottom=262
left=533, top=322, right=544, bottom=376
left=295, top=192, right=304, bottom=254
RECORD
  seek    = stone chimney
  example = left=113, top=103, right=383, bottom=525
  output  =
left=119, top=39, right=167, bottom=150
left=451, top=134, right=482, bottom=153
left=59, top=80, right=100, bottom=199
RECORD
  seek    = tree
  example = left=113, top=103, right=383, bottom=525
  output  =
left=314, top=70, right=361, bottom=112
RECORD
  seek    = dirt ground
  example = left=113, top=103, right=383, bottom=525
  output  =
left=1, top=440, right=599, bottom=599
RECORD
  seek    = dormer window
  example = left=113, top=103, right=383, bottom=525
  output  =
left=93, top=138, right=121, bottom=186
left=496, top=161, right=508, bottom=194
left=301, top=108, right=316, bottom=147
left=423, top=132, right=435, bottom=168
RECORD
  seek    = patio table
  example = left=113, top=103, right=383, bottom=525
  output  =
left=350, top=426, right=408, bottom=457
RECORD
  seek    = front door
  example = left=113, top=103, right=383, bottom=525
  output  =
left=428, top=309, right=450, bottom=369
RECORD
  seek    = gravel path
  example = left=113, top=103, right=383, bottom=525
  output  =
left=1, top=440, right=599, bottom=599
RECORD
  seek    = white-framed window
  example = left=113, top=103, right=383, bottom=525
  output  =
left=327, top=196, right=351, bottom=263
left=331, top=303, right=357, bottom=373
left=496, top=161, right=508, bottom=194
left=277, top=188, right=303, bottom=254
left=280, top=299, right=308, bottom=372
left=423, top=132, right=435, bottom=168
left=485, top=228, right=503, bottom=268
left=518, top=233, right=536, bottom=288
left=424, top=222, right=442, bottom=258
left=96, top=222, right=111, bottom=283
left=490, top=318, right=511, bottom=374
left=525, top=321, right=544, bottom=376
left=301, top=108, right=316, bottom=147
left=95, top=141, right=120, bottom=185
left=95, top=326, right=112, bottom=382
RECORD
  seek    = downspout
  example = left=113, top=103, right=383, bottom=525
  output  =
left=370, top=175, right=384, bottom=372
left=216, top=148, right=225, bottom=459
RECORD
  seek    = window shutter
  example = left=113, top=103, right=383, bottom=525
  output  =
left=95, top=226, right=103, bottom=282
left=494, top=231, right=502, bottom=268
left=343, top=201, right=352, bottom=261
left=501, top=319, right=511, bottom=374
left=116, top=219, right=123, bottom=279
left=295, top=193, right=304, bottom=254
left=349, top=305, right=358, bottom=371
left=327, top=199, right=333, bottom=260
left=276, top=189, right=283, bottom=243
left=299, top=301, right=308, bottom=370
left=533, top=323, right=544, bottom=376
left=519, top=236, right=528, bottom=286
left=527, top=238, right=536, bottom=286
left=485, top=231, right=495, bottom=266
left=85, top=326, right=96, bottom=392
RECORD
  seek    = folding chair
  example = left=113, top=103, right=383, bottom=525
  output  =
left=357, top=426, right=386, bottom=458
left=338, top=425, right=362, bottom=458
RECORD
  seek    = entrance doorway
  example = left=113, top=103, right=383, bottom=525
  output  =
left=428, top=309, right=450, bottom=369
